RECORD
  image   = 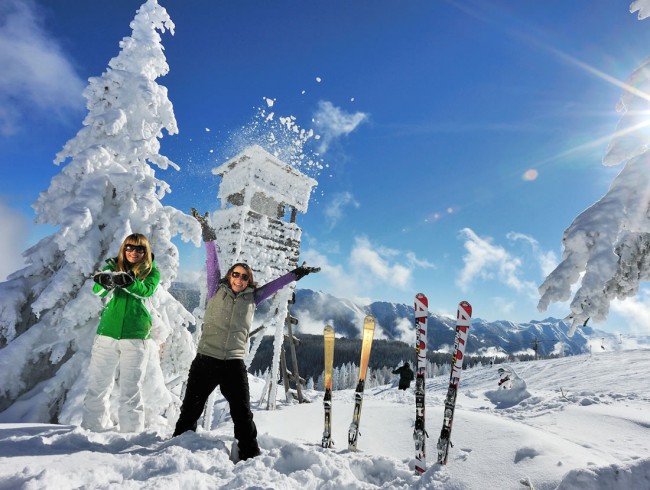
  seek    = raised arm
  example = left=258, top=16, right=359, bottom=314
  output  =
left=191, top=208, right=220, bottom=300
left=254, top=265, right=320, bottom=305
left=205, top=240, right=221, bottom=300
left=254, top=271, right=297, bottom=304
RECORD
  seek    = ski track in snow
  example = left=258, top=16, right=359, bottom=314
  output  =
left=1, top=350, right=650, bottom=489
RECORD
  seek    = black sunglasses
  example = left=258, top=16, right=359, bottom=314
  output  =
left=125, top=244, right=146, bottom=254
left=230, top=271, right=250, bottom=281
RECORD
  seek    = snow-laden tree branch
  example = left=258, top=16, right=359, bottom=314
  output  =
left=538, top=10, right=650, bottom=335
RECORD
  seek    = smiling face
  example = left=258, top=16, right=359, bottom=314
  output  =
left=124, top=243, right=146, bottom=265
left=116, top=233, right=152, bottom=279
left=228, top=265, right=251, bottom=293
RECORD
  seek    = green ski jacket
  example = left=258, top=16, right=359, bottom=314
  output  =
left=93, top=257, right=160, bottom=340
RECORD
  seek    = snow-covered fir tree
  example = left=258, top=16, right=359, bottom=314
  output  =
left=538, top=42, right=650, bottom=335
left=0, top=0, right=199, bottom=430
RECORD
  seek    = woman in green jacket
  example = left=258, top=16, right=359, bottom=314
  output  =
left=82, top=233, right=160, bottom=433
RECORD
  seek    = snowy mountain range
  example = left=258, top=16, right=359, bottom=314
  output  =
left=292, top=290, right=605, bottom=357
left=170, top=284, right=627, bottom=357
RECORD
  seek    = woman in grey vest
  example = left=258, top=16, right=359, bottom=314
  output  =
left=173, top=209, right=319, bottom=461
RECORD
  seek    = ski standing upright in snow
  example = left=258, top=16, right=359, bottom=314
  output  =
left=413, top=293, right=429, bottom=474
left=436, top=300, right=472, bottom=465
left=322, top=325, right=335, bottom=448
left=348, top=315, right=376, bottom=451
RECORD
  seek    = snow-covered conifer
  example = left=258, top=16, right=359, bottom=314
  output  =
left=0, top=0, right=200, bottom=430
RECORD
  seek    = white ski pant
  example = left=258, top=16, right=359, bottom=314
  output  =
left=82, top=335, right=149, bottom=433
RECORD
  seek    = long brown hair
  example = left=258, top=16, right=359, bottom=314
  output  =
left=116, top=233, right=153, bottom=280
left=224, top=262, right=257, bottom=288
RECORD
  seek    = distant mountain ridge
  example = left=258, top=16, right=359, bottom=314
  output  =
left=170, top=284, right=614, bottom=357
left=292, top=289, right=594, bottom=357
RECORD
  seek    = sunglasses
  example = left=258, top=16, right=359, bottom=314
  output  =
left=125, top=244, right=146, bottom=254
left=230, top=271, right=250, bottom=281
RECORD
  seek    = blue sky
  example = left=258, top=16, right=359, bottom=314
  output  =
left=2, top=0, right=650, bottom=334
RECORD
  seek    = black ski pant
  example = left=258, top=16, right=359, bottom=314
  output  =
left=398, top=380, right=412, bottom=390
left=173, top=353, right=260, bottom=459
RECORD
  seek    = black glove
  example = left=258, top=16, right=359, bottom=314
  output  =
left=191, top=207, right=217, bottom=242
left=293, top=265, right=321, bottom=280
left=93, top=272, right=114, bottom=290
left=113, top=271, right=135, bottom=288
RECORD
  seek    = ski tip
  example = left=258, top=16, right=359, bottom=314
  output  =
left=415, top=293, right=429, bottom=308
left=458, top=300, right=472, bottom=316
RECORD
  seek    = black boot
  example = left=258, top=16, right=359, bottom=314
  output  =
left=238, top=442, right=261, bottom=461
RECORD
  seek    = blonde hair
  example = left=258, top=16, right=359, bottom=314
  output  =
left=117, top=233, right=153, bottom=280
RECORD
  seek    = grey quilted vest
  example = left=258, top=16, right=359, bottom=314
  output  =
left=197, top=284, right=255, bottom=360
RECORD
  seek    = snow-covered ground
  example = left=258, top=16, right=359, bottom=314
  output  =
left=1, top=349, right=648, bottom=489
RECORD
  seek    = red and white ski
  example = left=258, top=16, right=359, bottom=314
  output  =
left=413, top=293, right=429, bottom=474
left=436, top=300, right=472, bottom=465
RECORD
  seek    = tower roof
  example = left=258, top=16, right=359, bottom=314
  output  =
left=212, top=144, right=317, bottom=214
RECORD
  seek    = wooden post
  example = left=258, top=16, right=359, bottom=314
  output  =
left=280, top=345, right=291, bottom=401
left=286, top=314, right=304, bottom=403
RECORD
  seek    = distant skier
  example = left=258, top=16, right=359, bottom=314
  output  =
left=172, top=209, right=319, bottom=461
left=392, top=362, right=414, bottom=390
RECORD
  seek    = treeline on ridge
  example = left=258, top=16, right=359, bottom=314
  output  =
left=248, top=333, right=518, bottom=384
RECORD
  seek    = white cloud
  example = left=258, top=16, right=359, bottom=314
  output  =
left=302, top=236, right=434, bottom=303
left=292, top=308, right=330, bottom=337
left=610, top=292, right=650, bottom=334
left=323, top=191, right=359, bottom=229
left=404, top=251, right=436, bottom=270
left=474, top=346, right=509, bottom=358
left=312, top=100, right=368, bottom=153
left=457, top=228, right=537, bottom=295
left=350, top=237, right=411, bottom=289
left=301, top=247, right=345, bottom=288
left=493, top=296, right=516, bottom=315
left=0, top=200, right=30, bottom=280
left=507, top=231, right=558, bottom=277
left=0, top=0, right=84, bottom=134
left=393, top=316, right=413, bottom=343
left=174, top=268, right=203, bottom=285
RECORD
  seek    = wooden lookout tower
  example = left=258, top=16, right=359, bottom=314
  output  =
left=211, top=144, right=317, bottom=406
left=211, top=144, right=317, bottom=279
